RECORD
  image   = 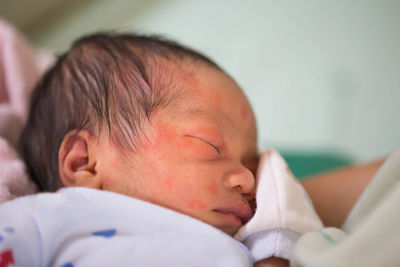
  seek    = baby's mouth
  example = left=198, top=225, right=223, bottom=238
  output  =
left=214, top=204, right=253, bottom=225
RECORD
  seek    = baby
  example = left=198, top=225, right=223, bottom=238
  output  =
left=20, top=33, right=259, bottom=236
left=1, top=30, right=396, bottom=267
left=0, top=33, right=321, bottom=267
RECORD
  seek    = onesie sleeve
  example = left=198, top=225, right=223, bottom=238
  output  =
left=0, top=196, right=42, bottom=267
left=241, top=228, right=300, bottom=261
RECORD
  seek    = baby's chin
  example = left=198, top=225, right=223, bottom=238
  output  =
left=215, top=224, right=242, bottom=236
left=210, top=211, right=255, bottom=236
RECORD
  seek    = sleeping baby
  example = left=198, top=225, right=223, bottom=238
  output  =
left=0, top=33, right=322, bottom=267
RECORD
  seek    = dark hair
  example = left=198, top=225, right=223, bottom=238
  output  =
left=19, top=32, right=221, bottom=192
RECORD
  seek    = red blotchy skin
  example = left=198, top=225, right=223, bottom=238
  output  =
left=183, top=70, right=200, bottom=89
left=240, top=102, right=249, bottom=120
left=161, top=174, right=174, bottom=190
left=96, top=65, right=258, bottom=236
left=211, top=92, right=222, bottom=107
left=187, top=199, right=207, bottom=210
left=149, top=122, right=215, bottom=213
left=207, top=183, right=219, bottom=195
left=146, top=122, right=203, bottom=210
left=193, top=86, right=222, bottom=108
left=149, top=123, right=171, bottom=150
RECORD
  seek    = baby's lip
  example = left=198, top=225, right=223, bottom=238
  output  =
left=214, top=204, right=253, bottom=223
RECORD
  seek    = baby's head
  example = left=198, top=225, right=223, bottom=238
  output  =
left=21, top=33, right=258, bottom=235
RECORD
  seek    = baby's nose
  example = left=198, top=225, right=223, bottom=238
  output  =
left=225, top=167, right=255, bottom=194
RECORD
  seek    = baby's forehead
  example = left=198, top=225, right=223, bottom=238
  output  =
left=165, top=71, right=256, bottom=133
left=142, top=57, right=257, bottom=140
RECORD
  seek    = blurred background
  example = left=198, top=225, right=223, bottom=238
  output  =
left=1, top=0, right=399, bottom=177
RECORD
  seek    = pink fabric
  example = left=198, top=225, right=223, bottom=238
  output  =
left=0, top=18, right=55, bottom=203
left=0, top=138, right=36, bottom=202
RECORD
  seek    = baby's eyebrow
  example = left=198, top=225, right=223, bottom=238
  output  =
left=186, top=106, right=213, bottom=119
left=185, top=105, right=233, bottom=126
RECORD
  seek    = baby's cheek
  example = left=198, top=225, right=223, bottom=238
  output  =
left=182, top=184, right=219, bottom=212
left=186, top=199, right=207, bottom=211
left=206, top=183, right=219, bottom=196
left=160, top=173, right=174, bottom=190
left=170, top=179, right=210, bottom=211
left=157, top=171, right=201, bottom=209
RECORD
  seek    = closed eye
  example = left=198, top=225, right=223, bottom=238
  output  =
left=185, top=135, right=220, bottom=154
left=204, top=139, right=220, bottom=154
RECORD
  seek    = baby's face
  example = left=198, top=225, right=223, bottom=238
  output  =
left=100, top=65, right=258, bottom=235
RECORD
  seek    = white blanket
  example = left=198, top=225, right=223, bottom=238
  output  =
left=0, top=187, right=252, bottom=267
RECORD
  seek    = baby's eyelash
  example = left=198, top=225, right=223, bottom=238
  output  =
left=198, top=137, right=220, bottom=153
left=186, top=135, right=220, bottom=154
left=207, top=141, right=220, bottom=153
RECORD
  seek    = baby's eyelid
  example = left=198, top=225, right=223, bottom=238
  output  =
left=186, top=135, right=220, bottom=154
left=199, top=137, right=220, bottom=154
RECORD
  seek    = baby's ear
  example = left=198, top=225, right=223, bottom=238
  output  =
left=58, top=130, right=102, bottom=189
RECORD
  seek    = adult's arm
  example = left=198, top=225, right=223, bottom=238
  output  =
left=254, top=257, right=289, bottom=267
left=301, top=158, right=385, bottom=227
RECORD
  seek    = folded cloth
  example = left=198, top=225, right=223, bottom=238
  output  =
left=234, top=149, right=323, bottom=261
left=291, top=146, right=400, bottom=266
left=0, top=18, right=54, bottom=203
